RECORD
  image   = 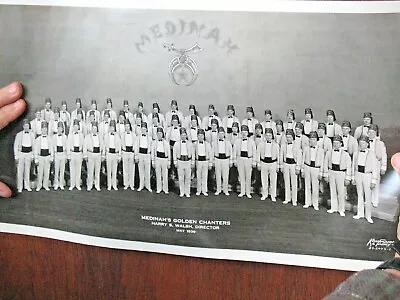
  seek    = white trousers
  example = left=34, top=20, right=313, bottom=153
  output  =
left=329, top=170, right=346, bottom=213
left=355, top=171, right=372, bottom=218
left=106, top=153, right=119, bottom=189
left=371, top=173, right=381, bottom=206
left=215, top=158, right=230, bottom=194
left=283, top=163, right=297, bottom=204
left=122, top=152, right=135, bottom=189
left=304, top=165, right=320, bottom=208
left=138, top=153, right=151, bottom=190
left=87, top=153, right=101, bottom=189
left=37, top=156, right=51, bottom=189
left=261, top=162, right=277, bottom=198
left=177, top=160, right=191, bottom=195
left=155, top=157, right=168, bottom=193
left=70, top=152, right=82, bottom=188
left=17, top=152, right=32, bottom=191
left=196, top=161, right=209, bottom=194
left=238, top=157, right=252, bottom=195
left=54, top=153, right=66, bottom=188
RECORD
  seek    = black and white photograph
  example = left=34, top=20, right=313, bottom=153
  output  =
left=0, top=0, right=399, bottom=271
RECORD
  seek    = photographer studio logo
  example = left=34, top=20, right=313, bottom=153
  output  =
left=163, top=43, right=203, bottom=86
left=367, top=238, right=395, bottom=251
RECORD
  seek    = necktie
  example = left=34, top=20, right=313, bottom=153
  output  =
left=219, top=139, right=224, bottom=142
left=343, top=135, right=348, bottom=138
left=334, top=149, right=339, bottom=152
left=243, top=139, right=247, bottom=141
left=228, top=116, right=233, bottom=119
left=182, top=141, right=186, bottom=144
left=310, top=146, right=315, bottom=149
left=142, top=134, right=146, bottom=137
left=256, top=135, right=261, bottom=138
left=266, top=141, right=271, bottom=144
left=364, top=125, right=370, bottom=128
left=93, top=134, right=97, bottom=137
left=328, top=123, right=333, bottom=125
left=248, top=118, right=252, bottom=121
left=111, top=133, right=114, bottom=136
left=360, top=150, right=365, bottom=152
left=233, top=134, right=237, bottom=136
left=74, top=132, right=78, bottom=135
left=191, top=127, right=196, bottom=130
left=306, top=120, right=310, bottom=122
left=58, top=134, right=62, bottom=137
left=287, top=143, right=292, bottom=145
left=199, top=141, right=204, bottom=144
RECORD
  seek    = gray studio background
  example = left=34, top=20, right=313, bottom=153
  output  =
left=1, top=6, right=400, bottom=126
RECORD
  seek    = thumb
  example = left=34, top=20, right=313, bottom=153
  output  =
left=0, top=181, right=12, bottom=198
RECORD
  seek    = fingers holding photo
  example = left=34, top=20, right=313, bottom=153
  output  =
left=0, top=82, right=26, bottom=130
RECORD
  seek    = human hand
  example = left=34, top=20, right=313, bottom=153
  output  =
left=0, top=82, right=26, bottom=198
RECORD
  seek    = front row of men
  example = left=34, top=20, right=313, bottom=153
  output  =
left=14, top=118, right=383, bottom=224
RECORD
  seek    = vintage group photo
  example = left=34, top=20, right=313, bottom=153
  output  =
left=0, top=2, right=399, bottom=271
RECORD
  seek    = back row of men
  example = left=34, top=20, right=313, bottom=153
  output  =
left=15, top=103, right=387, bottom=224
left=32, top=97, right=375, bottom=141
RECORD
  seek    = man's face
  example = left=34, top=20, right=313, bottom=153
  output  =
left=91, top=103, right=97, bottom=110
left=76, top=102, right=81, bottom=109
left=57, top=126, right=63, bottom=135
left=227, top=109, right=234, bottom=117
left=104, top=115, right=110, bottom=122
left=342, top=127, right=350, bottom=135
left=241, top=130, right=248, bottom=139
left=305, top=113, right=312, bottom=120
left=92, top=126, right=98, bottom=134
left=286, top=135, right=294, bottom=143
left=23, top=124, right=29, bottom=132
left=191, top=119, right=197, bottom=127
left=359, top=140, right=368, bottom=151
left=141, top=127, right=147, bottom=135
left=135, top=118, right=141, bottom=126
left=107, top=102, right=112, bottom=109
left=62, top=104, right=67, bottom=110
left=172, top=120, right=179, bottom=128
left=180, top=132, right=187, bottom=140
left=327, top=115, right=334, bottom=123
left=208, top=108, right=214, bottom=116
left=276, top=125, right=283, bottom=133
left=232, top=127, right=239, bottom=134
left=74, top=125, right=79, bottom=132
left=54, top=113, right=59, bottom=120
left=309, top=137, right=317, bottom=147
left=152, top=107, right=158, bottom=113
left=157, top=131, right=163, bottom=140
left=265, top=133, right=273, bottom=141
left=363, top=117, right=371, bottom=126
left=125, top=124, right=131, bottom=132
left=77, top=114, right=82, bottom=121
left=246, top=111, right=253, bottom=119
left=119, top=115, right=125, bottom=122
left=255, top=128, right=262, bottom=136
left=41, top=127, right=47, bottom=136
left=124, top=105, right=129, bottom=112
left=211, top=124, right=218, bottom=131
left=110, top=126, right=116, bottom=133
left=35, top=112, right=41, bottom=119
left=45, top=102, right=51, bottom=110
left=317, top=129, right=324, bottom=137
left=368, top=129, right=376, bottom=139
left=153, top=117, right=159, bottom=125
left=333, top=140, right=341, bottom=150
left=265, top=113, right=271, bottom=121
left=138, top=106, right=143, bottom=113
left=287, top=114, right=294, bottom=121
left=295, top=127, right=302, bottom=136
left=198, top=134, right=205, bottom=142
left=171, top=104, right=177, bottom=111
left=189, top=108, right=195, bottom=115
left=218, top=132, right=224, bottom=140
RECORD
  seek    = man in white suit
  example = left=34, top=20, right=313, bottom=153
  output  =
left=280, top=129, right=302, bottom=206
left=165, top=99, right=184, bottom=127
left=212, top=127, right=233, bottom=196
left=234, top=124, right=256, bottom=198
left=195, top=129, right=212, bottom=196
left=14, top=119, right=35, bottom=192
left=136, top=122, right=153, bottom=192
left=222, top=104, right=240, bottom=142
left=52, top=121, right=67, bottom=191
left=368, top=124, right=387, bottom=207
left=34, top=122, right=54, bottom=191
left=121, top=120, right=136, bottom=191
left=352, top=135, right=379, bottom=224
left=301, top=131, right=324, bottom=210
left=40, top=97, right=54, bottom=123
left=173, top=127, right=195, bottom=197
left=67, top=119, right=85, bottom=191
left=202, top=104, right=221, bottom=132
left=151, top=127, right=170, bottom=194
left=257, top=128, right=279, bottom=202
left=301, top=108, right=318, bottom=138
left=84, top=122, right=103, bottom=191
left=326, top=109, right=342, bottom=142
left=324, top=135, right=352, bottom=217
left=354, top=112, right=373, bottom=141
left=105, top=120, right=121, bottom=191
left=260, top=109, right=277, bottom=138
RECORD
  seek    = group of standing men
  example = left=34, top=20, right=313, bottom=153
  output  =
left=14, top=97, right=387, bottom=224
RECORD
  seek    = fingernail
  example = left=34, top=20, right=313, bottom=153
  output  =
left=8, top=82, right=18, bottom=95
